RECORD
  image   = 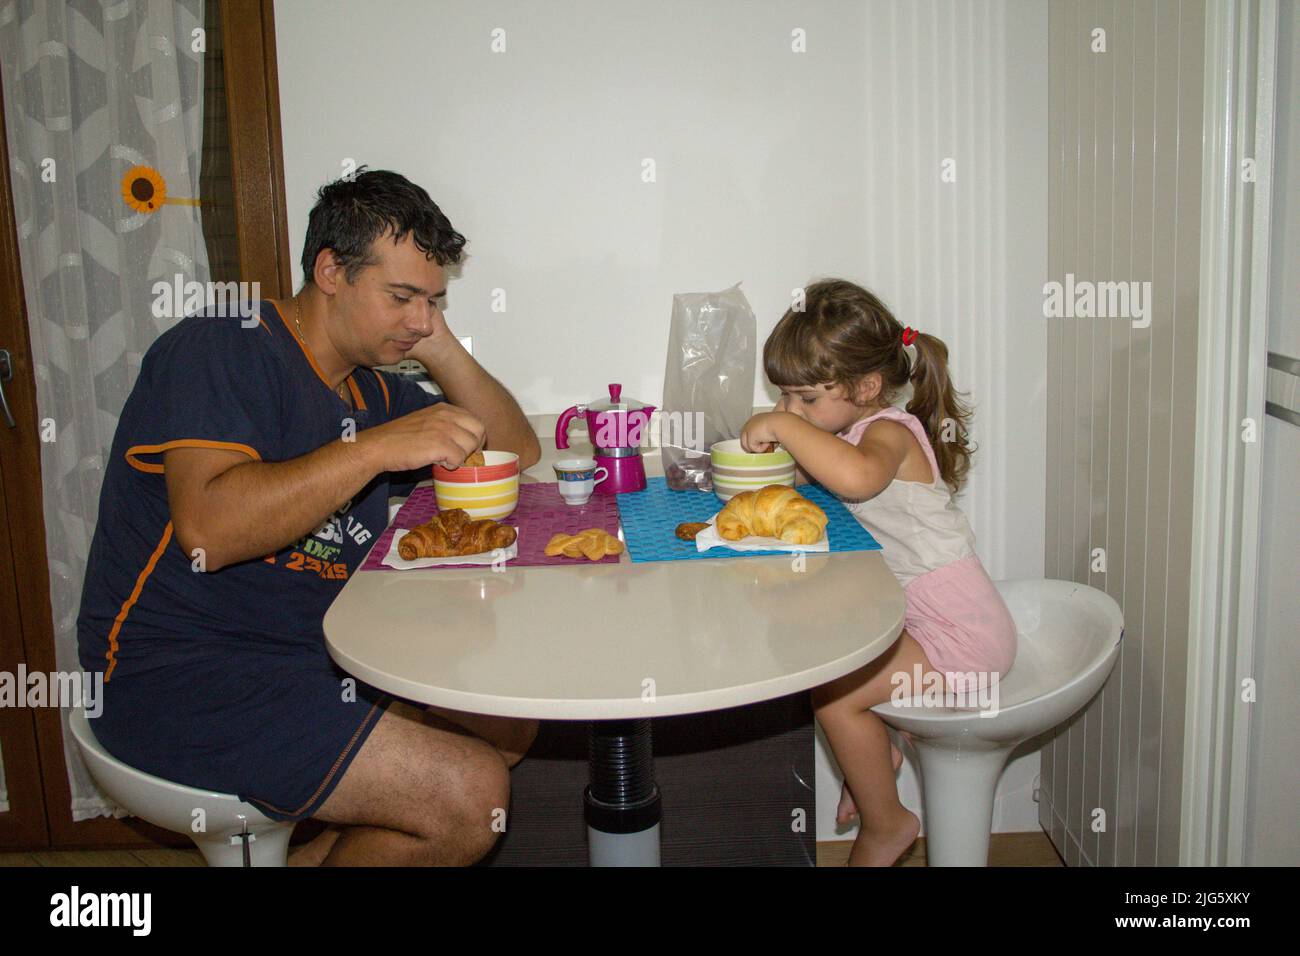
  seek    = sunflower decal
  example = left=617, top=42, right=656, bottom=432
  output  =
left=121, top=166, right=166, bottom=212
left=120, top=166, right=201, bottom=213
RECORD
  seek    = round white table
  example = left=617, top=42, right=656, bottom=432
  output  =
left=323, top=490, right=905, bottom=865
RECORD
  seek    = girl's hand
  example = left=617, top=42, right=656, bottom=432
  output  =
left=739, top=412, right=781, bottom=453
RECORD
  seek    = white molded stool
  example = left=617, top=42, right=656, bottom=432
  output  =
left=68, top=706, right=295, bottom=866
left=870, top=579, right=1123, bottom=867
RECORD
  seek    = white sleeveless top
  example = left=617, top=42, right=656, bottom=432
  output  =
left=834, top=406, right=976, bottom=587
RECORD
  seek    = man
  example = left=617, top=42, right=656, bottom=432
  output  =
left=77, top=168, right=541, bottom=865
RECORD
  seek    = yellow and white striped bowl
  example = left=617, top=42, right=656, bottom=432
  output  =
left=433, top=474, right=520, bottom=520
left=432, top=450, right=520, bottom=519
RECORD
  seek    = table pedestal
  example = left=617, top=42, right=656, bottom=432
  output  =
left=583, top=719, right=661, bottom=866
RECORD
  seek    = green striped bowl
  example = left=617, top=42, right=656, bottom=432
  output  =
left=709, top=439, right=796, bottom=501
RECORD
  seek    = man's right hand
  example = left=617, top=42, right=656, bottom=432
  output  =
left=367, top=401, right=488, bottom=473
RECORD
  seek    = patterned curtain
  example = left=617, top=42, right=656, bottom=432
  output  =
left=0, top=0, right=209, bottom=819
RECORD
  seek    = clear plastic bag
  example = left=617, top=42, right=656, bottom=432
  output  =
left=660, top=283, right=757, bottom=491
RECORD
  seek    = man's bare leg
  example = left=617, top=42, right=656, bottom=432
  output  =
left=421, top=705, right=538, bottom=768
left=287, top=826, right=341, bottom=867
left=306, top=700, right=517, bottom=866
left=296, top=704, right=538, bottom=866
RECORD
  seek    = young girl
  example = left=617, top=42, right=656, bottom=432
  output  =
left=739, top=278, right=1017, bottom=867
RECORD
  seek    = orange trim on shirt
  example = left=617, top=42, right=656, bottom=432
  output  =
left=246, top=697, right=386, bottom=819
left=269, top=300, right=366, bottom=411
left=373, top=369, right=391, bottom=415
left=125, top=439, right=261, bottom=474
left=345, top=374, right=367, bottom=411
left=270, top=299, right=334, bottom=390
left=104, top=521, right=174, bottom=682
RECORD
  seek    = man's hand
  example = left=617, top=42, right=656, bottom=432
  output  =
left=405, top=313, right=456, bottom=371
left=403, top=329, right=541, bottom=472
left=365, top=402, right=487, bottom=472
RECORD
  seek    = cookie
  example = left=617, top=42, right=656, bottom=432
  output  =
left=675, top=521, right=710, bottom=541
left=545, top=528, right=623, bottom=561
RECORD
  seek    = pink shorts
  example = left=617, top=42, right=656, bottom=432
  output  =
left=903, top=554, right=1017, bottom=692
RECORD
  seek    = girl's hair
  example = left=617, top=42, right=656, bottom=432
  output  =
left=762, top=278, right=975, bottom=490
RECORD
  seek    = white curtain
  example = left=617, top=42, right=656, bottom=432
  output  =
left=0, top=0, right=209, bottom=819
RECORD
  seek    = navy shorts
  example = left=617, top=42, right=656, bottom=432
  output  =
left=91, top=644, right=400, bottom=822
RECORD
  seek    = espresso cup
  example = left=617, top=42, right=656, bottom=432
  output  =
left=553, top=458, right=609, bottom=505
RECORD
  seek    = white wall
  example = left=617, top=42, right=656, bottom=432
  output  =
left=1245, top=0, right=1300, bottom=867
left=276, top=0, right=1049, bottom=845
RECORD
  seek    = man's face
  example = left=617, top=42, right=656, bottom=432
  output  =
left=325, top=231, right=448, bottom=368
left=777, top=376, right=878, bottom=434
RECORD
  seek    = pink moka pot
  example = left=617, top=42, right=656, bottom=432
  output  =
left=554, top=384, right=656, bottom=494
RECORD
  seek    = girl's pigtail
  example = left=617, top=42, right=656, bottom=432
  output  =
left=905, top=333, right=975, bottom=490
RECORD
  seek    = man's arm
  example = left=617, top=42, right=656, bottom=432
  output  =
left=166, top=402, right=487, bottom=572
left=166, top=439, right=381, bottom=573
left=411, top=333, right=541, bottom=471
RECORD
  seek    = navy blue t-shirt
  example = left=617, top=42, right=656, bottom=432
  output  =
left=77, top=299, right=444, bottom=682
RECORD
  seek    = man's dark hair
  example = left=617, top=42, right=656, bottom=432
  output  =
left=300, top=166, right=468, bottom=285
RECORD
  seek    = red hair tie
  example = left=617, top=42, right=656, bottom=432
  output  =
left=901, top=327, right=919, bottom=346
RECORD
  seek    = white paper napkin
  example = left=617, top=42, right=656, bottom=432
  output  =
left=383, top=527, right=520, bottom=569
left=694, top=514, right=829, bottom=554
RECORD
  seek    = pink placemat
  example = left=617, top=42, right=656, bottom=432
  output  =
left=361, top=484, right=623, bottom=570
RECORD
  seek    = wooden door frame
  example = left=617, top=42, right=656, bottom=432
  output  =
left=224, top=0, right=292, bottom=297
left=0, top=0, right=292, bottom=850
left=0, top=48, right=58, bottom=852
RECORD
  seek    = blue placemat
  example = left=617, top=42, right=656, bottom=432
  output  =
left=615, top=476, right=882, bottom=562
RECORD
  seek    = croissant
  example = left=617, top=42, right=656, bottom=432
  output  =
left=715, top=484, right=828, bottom=545
left=436, top=507, right=472, bottom=540
left=452, top=519, right=518, bottom=556
left=398, top=509, right=517, bottom=559
left=397, top=521, right=453, bottom=560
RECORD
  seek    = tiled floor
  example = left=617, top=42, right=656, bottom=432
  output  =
left=1, top=832, right=1063, bottom=867
left=817, top=831, right=1065, bottom=867
left=0, top=848, right=206, bottom=867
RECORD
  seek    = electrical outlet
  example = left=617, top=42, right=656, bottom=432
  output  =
left=379, top=335, right=473, bottom=375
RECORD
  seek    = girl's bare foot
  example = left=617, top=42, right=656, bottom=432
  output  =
left=835, top=743, right=903, bottom=826
left=847, top=807, right=921, bottom=867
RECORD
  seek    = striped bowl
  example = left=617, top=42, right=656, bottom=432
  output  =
left=433, top=451, right=520, bottom=519
left=709, top=439, right=796, bottom=502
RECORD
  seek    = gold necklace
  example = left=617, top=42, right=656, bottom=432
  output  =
left=292, top=296, right=349, bottom=403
